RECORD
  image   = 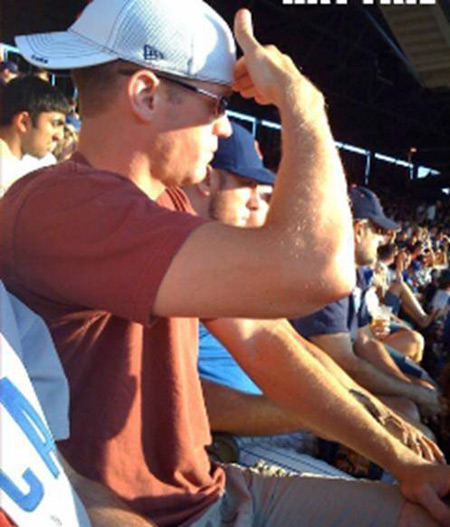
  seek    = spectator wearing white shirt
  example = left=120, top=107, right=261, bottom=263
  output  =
left=0, top=75, right=68, bottom=195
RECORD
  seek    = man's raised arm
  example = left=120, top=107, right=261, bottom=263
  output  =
left=153, top=9, right=354, bottom=320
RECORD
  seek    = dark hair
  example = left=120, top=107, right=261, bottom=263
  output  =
left=378, top=243, right=396, bottom=262
left=0, top=75, right=70, bottom=126
left=0, top=61, right=19, bottom=73
left=438, top=270, right=450, bottom=290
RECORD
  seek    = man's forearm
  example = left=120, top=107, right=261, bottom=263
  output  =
left=210, top=318, right=428, bottom=479
left=201, top=378, right=310, bottom=436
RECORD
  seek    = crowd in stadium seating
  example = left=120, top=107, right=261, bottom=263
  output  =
left=3, top=2, right=450, bottom=527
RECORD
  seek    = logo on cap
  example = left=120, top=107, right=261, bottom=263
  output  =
left=31, top=54, right=48, bottom=64
left=143, top=45, right=164, bottom=61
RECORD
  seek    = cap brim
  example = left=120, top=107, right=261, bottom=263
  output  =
left=215, top=164, right=275, bottom=185
left=15, top=30, right=117, bottom=70
left=371, top=215, right=399, bottom=231
left=242, top=167, right=276, bottom=186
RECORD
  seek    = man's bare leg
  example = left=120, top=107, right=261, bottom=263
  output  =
left=384, top=329, right=425, bottom=363
left=388, top=281, right=433, bottom=329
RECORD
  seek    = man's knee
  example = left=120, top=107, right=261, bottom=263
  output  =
left=404, top=329, right=425, bottom=362
left=398, top=502, right=440, bottom=527
left=390, top=328, right=425, bottom=362
left=410, top=330, right=425, bottom=353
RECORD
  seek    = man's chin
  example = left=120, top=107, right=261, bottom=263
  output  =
left=183, top=166, right=210, bottom=186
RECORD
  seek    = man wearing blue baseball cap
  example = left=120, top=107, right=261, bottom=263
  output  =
left=0, top=61, right=19, bottom=85
left=292, top=187, right=440, bottom=424
left=2, top=0, right=450, bottom=525
left=187, top=123, right=349, bottom=478
left=186, top=131, right=442, bottom=483
left=185, top=122, right=275, bottom=228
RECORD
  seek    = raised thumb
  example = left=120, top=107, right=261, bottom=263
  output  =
left=234, top=9, right=259, bottom=54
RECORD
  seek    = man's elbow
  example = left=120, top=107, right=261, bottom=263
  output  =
left=277, top=255, right=355, bottom=317
left=311, top=231, right=356, bottom=303
left=320, top=255, right=356, bottom=303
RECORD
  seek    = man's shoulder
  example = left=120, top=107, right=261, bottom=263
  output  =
left=291, top=297, right=350, bottom=337
left=1, top=156, right=148, bottom=218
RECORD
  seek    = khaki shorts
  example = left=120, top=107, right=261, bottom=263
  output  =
left=191, top=463, right=404, bottom=527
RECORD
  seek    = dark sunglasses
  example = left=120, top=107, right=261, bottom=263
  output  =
left=119, top=68, right=230, bottom=118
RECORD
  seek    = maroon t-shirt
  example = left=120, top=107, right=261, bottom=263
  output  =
left=0, top=511, right=14, bottom=527
left=0, top=155, right=225, bottom=527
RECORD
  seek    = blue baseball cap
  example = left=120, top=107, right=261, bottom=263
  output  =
left=212, top=122, right=275, bottom=185
left=349, top=186, right=399, bottom=231
left=66, top=115, right=81, bottom=131
left=0, top=61, right=19, bottom=73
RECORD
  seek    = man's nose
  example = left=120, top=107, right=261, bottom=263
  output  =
left=213, top=113, right=232, bottom=138
left=248, top=188, right=261, bottom=210
left=53, top=126, right=64, bottom=142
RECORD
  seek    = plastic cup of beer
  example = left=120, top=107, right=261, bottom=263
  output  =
left=370, top=305, right=392, bottom=333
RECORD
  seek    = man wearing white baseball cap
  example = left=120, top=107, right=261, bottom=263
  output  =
left=2, top=0, right=450, bottom=526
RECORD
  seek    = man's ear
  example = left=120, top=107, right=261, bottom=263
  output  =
left=197, top=169, right=212, bottom=198
left=13, top=111, right=32, bottom=134
left=127, top=70, right=160, bottom=122
left=353, top=220, right=364, bottom=243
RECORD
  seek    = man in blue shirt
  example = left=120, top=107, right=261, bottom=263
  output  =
left=185, top=125, right=442, bottom=478
left=292, top=187, right=440, bottom=425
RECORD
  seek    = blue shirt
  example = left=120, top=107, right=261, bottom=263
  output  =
left=291, top=268, right=371, bottom=341
left=198, top=324, right=262, bottom=395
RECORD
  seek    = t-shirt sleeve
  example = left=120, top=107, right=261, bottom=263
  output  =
left=12, top=171, right=207, bottom=325
left=290, top=298, right=349, bottom=337
left=0, top=511, right=14, bottom=526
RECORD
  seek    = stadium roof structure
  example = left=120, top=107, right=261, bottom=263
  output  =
left=2, top=0, right=450, bottom=184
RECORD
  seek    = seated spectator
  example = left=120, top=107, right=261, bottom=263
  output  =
left=292, top=187, right=441, bottom=426
left=0, top=281, right=157, bottom=527
left=53, top=116, right=80, bottom=162
left=0, top=75, right=68, bottom=195
left=369, top=247, right=430, bottom=364
left=0, top=281, right=90, bottom=527
left=430, top=270, right=450, bottom=316
left=0, top=61, right=19, bottom=86
left=425, top=270, right=450, bottom=360
left=185, top=124, right=442, bottom=479
left=378, top=245, right=435, bottom=332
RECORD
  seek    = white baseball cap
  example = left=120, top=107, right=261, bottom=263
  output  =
left=15, top=0, right=236, bottom=86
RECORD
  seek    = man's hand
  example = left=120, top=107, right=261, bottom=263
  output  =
left=382, top=410, right=445, bottom=464
left=233, top=9, right=324, bottom=116
left=353, top=390, right=445, bottom=464
left=370, top=319, right=391, bottom=341
left=397, top=464, right=450, bottom=526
